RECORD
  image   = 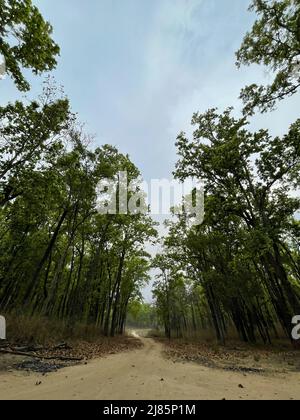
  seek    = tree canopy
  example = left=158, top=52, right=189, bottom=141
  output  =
left=0, top=0, right=60, bottom=91
left=1, top=0, right=300, bottom=345
left=153, top=108, right=300, bottom=343
left=0, top=2, right=158, bottom=337
left=236, top=0, right=300, bottom=114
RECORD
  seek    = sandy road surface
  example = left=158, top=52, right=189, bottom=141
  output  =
left=0, top=335, right=299, bottom=400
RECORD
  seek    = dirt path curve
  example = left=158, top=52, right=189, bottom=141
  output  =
left=0, top=334, right=299, bottom=400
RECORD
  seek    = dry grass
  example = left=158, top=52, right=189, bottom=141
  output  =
left=145, top=329, right=165, bottom=339
left=148, top=325, right=289, bottom=345
left=147, top=328, right=231, bottom=343
left=4, top=313, right=120, bottom=346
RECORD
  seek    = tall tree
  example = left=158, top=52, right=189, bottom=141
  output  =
left=236, top=0, right=300, bottom=114
left=152, top=108, right=300, bottom=343
left=0, top=125, right=157, bottom=336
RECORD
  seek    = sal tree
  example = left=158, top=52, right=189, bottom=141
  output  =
left=0, top=0, right=60, bottom=91
left=0, top=127, right=158, bottom=336
left=0, top=83, right=71, bottom=206
left=236, top=0, right=300, bottom=114
left=171, top=108, right=300, bottom=341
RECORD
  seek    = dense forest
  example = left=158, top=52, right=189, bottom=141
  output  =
left=0, top=0, right=300, bottom=347
left=153, top=0, right=300, bottom=345
left=0, top=0, right=157, bottom=337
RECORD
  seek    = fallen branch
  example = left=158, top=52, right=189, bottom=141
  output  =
left=0, top=348, right=83, bottom=362
left=53, top=342, right=72, bottom=351
left=11, top=345, right=45, bottom=353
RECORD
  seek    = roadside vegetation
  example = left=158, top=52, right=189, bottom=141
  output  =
left=152, top=0, right=300, bottom=347
left=0, top=0, right=157, bottom=346
left=0, top=0, right=300, bottom=360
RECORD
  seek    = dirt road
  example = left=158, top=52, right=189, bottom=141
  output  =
left=0, top=335, right=299, bottom=400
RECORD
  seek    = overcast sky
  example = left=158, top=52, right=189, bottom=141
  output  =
left=1, top=0, right=300, bottom=301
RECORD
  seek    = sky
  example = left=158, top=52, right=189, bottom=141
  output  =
left=1, top=0, right=300, bottom=301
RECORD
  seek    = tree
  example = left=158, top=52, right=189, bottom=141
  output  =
left=0, top=0, right=60, bottom=91
left=152, top=253, right=191, bottom=339
left=0, top=83, right=71, bottom=206
left=0, top=1, right=158, bottom=340
left=236, top=0, right=300, bottom=114
left=0, top=123, right=158, bottom=337
left=156, top=108, right=300, bottom=343
left=127, top=301, right=156, bottom=329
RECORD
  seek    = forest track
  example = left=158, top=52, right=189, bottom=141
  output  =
left=0, top=333, right=299, bottom=400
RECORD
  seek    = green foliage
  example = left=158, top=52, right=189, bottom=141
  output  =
left=154, top=108, right=300, bottom=344
left=236, top=0, right=300, bottom=114
left=127, top=301, right=156, bottom=329
left=0, top=0, right=60, bottom=91
left=0, top=120, right=158, bottom=335
left=1, top=0, right=300, bottom=346
left=0, top=86, right=71, bottom=206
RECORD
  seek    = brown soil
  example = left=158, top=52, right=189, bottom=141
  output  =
left=0, top=333, right=299, bottom=400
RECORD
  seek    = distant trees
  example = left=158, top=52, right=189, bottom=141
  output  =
left=152, top=254, right=191, bottom=340
left=153, top=0, right=300, bottom=344
left=127, top=302, right=157, bottom=329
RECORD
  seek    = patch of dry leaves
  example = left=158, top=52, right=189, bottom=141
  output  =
left=0, top=336, right=143, bottom=373
left=157, top=338, right=300, bottom=375
left=28, top=336, right=143, bottom=361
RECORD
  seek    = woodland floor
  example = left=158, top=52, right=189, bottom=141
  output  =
left=0, top=336, right=142, bottom=374
left=156, top=337, right=300, bottom=376
left=0, top=332, right=300, bottom=400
